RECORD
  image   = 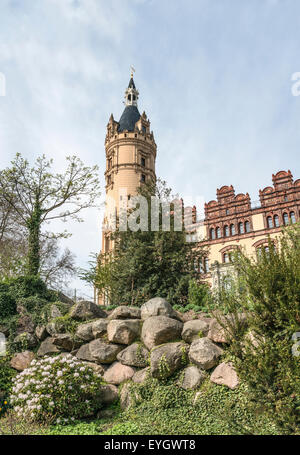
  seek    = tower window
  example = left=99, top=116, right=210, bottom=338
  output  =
left=107, top=175, right=111, bottom=185
left=128, top=94, right=131, bottom=101
left=210, top=228, right=215, bottom=240
left=245, top=220, right=251, bottom=233
left=230, top=224, right=235, bottom=236
left=224, top=225, right=229, bottom=237
left=141, top=157, right=146, bottom=167
left=141, top=174, right=146, bottom=183
left=274, top=215, right=279, bottom=227
left=108, top=158, right=112, bottom=170
left=216, top=227, right=221, bottom=238
left=238, top=222, right=244, bottom=234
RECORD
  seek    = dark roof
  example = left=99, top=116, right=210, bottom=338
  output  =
left=128, top=77, right=136, bottom=89
left=118, top=105, right=140, bottom=132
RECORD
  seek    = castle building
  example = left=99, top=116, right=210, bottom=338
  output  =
left=189, top=170, right=300, bottom=290
left=101, top=72, right=157, bottom=255
left=99, top=72, right=299, bottom=301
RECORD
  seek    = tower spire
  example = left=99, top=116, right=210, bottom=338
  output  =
left=125, top=66, right=139, bottom=107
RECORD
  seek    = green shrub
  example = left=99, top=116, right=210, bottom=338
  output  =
left=0, top=293, right=16, bottom=318
left=10, top=354, right=104, bottom=423
left=0, top=276, right=56, bottom=320
left=101, top=375, right=280, bottom=435
left=0, top=357, right=17, bottom=415
left=6, top=276, right=55, bottom=301
left=188, top=280, right=212, bottom=309
left=217, top=224, right=300, bottom=434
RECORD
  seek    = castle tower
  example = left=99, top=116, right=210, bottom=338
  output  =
left=101, top=70, right=157, bottom=255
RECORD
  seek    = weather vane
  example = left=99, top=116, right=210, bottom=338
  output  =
left=130, top=65, right=135, bottom=78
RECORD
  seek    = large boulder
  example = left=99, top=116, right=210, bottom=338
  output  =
left=117, top=343, right=149, bottom=367
left=49, top=304, right=64, bottom=319
left=14, top=332, right=37, bottom=349
left=178, top=365, right=206, bottom=390
left=103, top=361, right=135, bottom=385
left=69, top=301, right=106, bottom=321
left=141, top=297, right=178, bottom=320
left=181, top=320, right=210, bottom=343
left=82, top=361, right=107, bottom=376
left=35, top=325, right=48, bottom=341
left=210, top=362, right=239, bottom=389
left=208, top=313, right=248, bottom=344
left=107, top=319, right=141, bottom=345
left=189, top=337, right=223, bottom=370
left=89, top=339, right=123, bottom=364
left=100, top=384, right=119, bottom=404
left=37, top=337, right=60, bottom=356
left=132, top=367, right=150, bottom=384
left=207, top=319, right=228, bottom=343
left=120, top=382, right=141, bottom=410
left=46, top=319, right=66, bottom=336
left=150, top=342, right=189, bottom=379
left=76, top=343, right=95, bottom=362
left=108, top=306, right=141, bottom=320
left=92, top=319, right=109, bottom=338
left=52, top=334, right=82, bottom=352
left=75, top=321, right=94, bottom=342
left=16, top=314, right=35, bottom=334
left=141, top=316, right=183, bottom=350
left=10, top=351, right=35, bottom=371
left=76, top=319, right=108, bottom=342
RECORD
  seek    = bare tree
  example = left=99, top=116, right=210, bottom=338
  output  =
left=0, top=153, right=101, bottom=276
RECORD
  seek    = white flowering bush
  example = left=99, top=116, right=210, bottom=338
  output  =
left=10, top=354, right=103, bottom=423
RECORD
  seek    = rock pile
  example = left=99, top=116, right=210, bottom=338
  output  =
left=9, top=296, right=241, bottom=410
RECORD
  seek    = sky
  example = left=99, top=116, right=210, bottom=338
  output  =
left=0, top=0, right=299, bottom=298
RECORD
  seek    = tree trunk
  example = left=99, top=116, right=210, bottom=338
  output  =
left=26, top=203, right=42, bottom=276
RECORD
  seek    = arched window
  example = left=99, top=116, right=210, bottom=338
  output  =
left=245, top=220, right=250, bottom=233
left=216, top=227, right=221, bottom=238
left=210, top=228, right=215, bottom=240
left=274, top=215, right=279, bottom=227
left=230, top=224, right=235, bottom=236
left=267, top=216, right=273, bottom=228
left=290, top=211, right=296, bottom=224
left=238, top=222, right=244, bottom=234
left=204, top=258, right=209, bottom=273
left=223, top=253, right=230, bottom=263
left=224, top=225, right=229, bottom=237
left=283, top=212, right=289, bottom=225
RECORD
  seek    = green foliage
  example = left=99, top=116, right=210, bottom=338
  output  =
left=10, top=354, right=104, bottom=423
left=188, top=279, right=212, bottom=310
left=100, top=376, right=281, bottom=435
left=0, top=293, right=16, bottom=318
left=216, top=224, right=300, bottom=434
left=0, top=357, right=17, bottom=408
left=6, top=276, right=56, bottom=301
left=81, top=179, right=205, bottom=306
left=0, top=276, right=56, bottom=326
